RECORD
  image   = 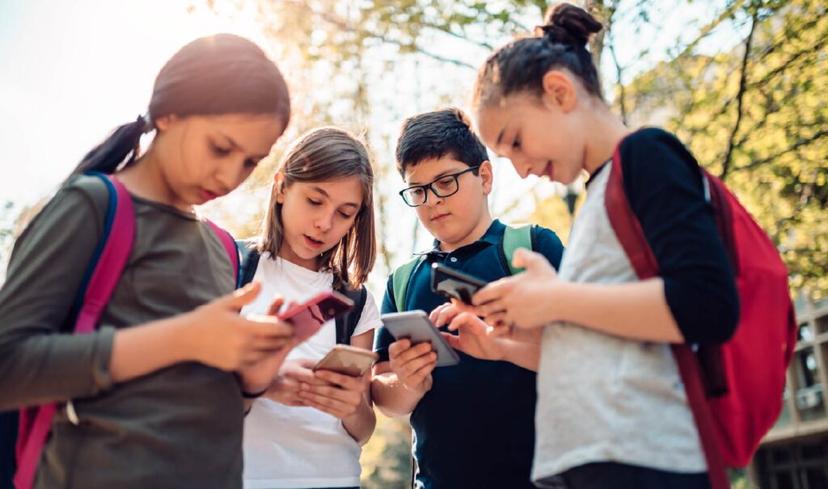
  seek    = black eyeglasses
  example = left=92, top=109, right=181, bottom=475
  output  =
left=399, top=166, right=481, bottom=207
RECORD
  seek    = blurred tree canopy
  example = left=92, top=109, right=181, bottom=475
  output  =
left=192, top=0, right=826, bottom=485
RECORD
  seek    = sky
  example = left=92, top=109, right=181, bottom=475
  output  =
left=0, top=0, right=267, bottom=204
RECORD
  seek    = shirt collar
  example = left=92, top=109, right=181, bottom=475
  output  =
left=417, top=219, right=504, bottom=257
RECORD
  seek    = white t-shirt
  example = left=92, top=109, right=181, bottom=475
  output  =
left=240, top=254, right=382, bottom=489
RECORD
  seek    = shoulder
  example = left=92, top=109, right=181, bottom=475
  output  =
left=617, top=128, right=702, bottom=194
left=529, top=225, right=565, bottom=268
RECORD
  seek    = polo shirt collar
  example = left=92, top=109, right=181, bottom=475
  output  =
left=417, top=219, right=504, bottom=258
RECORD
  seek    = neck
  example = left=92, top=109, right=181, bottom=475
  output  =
left=439, top=208, right=493, bottom=253
left=118, top=151, right=192, bottom=212
left=581, top=106, right=630, bottom=176
left=277, top=240, right=321, bottom=272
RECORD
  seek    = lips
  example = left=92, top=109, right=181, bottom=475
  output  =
left=199, top=189, right=220, bottom=202
left=303, top=234, right=324, bottom=249
left=431, top=213, right=451, bottom=222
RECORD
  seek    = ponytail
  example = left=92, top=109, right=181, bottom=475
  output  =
left=72, top=115, right=152, bottom=176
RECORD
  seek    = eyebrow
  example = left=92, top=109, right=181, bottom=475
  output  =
left=217, top=131, right=270, bottom=160
left=310, top=186, right=360, bottom=209
left=407, top=168, right=466, bottom=186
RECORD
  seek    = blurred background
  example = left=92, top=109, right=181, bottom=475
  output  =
left=0, top=0, right=825, bottom=487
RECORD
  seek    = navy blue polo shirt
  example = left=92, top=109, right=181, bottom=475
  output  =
left=374, top=219, right=564, bottom=489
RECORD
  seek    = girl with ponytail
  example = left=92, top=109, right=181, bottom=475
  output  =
left=0, top=34, right=294, bottom=489
left=456, top=3, right=739, bottom=488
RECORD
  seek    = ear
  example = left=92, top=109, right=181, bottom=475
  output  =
left=540, top=70, right=578, bottom=113
left=273, top=173, right=286, bottom=204
left=153, top=114, right=178, bottom=132
left=478, top=160, right=494, bottom=194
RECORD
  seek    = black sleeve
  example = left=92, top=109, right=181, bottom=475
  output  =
left=620, top=128, right=739, bottom=344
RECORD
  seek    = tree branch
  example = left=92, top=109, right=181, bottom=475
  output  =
left=720, top=6, right=758, bottom=181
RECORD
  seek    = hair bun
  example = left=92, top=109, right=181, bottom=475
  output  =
left=535, top=3, right=602, bottom=48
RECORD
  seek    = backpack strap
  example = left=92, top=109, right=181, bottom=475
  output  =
left=603, top=148, right=729, bottom=489
left=501, top=224, right=533, bottom=275
left=15, top=173, right=136, bottom=489
left=333, top=285, right=368, bottom=345
left=205, top=221, right=239, bottom=286
left=391, top=256, right=423, bottom=312
left=236, top=240, right=261, bottom=289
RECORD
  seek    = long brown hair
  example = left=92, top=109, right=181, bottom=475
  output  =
left=261, top=127, right=376, bottom=289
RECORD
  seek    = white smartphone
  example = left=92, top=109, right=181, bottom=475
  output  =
left=381, top=310, right=460, bottom=367
left=313, top=344, right=378, bottom=377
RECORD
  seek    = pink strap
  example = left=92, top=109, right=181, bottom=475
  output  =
left=604, top=149, right=730, bottom=489
left=205, top=220, right=239, bottom=283
left=15, top=175, right=135, bottom=489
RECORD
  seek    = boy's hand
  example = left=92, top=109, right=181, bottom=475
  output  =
left=430, top=303, right=504, bottom=361
left=388, top=339, right=437, bottom=394
left=472, top=249, right=558, bottom=330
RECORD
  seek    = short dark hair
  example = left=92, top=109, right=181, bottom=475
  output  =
left=395, top=108, right=489, bottom=177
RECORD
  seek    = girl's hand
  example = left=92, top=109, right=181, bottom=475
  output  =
left=263, top=359, right=321, bottom=406
left=298, top=369, right=370, bottom=420
left=183, top=282, right=294, bottom=372
left=238, top=297, right=299, bottom=394
left=472, top=249, right=559, bottom=330
left=430, top=302, right=504, bottom=361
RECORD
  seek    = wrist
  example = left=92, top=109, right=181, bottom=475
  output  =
left=167, top=314, right=199, bottom=364
left=543, top=280, right=568, bottom=324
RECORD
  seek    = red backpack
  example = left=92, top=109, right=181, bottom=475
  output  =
left=604, top=142, right=797, bottom=489
left=14, top=173, right=239, bottom=489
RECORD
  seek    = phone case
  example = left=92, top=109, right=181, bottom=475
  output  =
left=430, top=263, right=487, bottom=304
left=280, top=291, right=355, bottom=341
left=380, top=310, right=460, bottom=367
left=313, top=345, right=378, bottom=377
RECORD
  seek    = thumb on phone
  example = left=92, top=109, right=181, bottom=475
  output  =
left=218, top=282, right=261, bottom=312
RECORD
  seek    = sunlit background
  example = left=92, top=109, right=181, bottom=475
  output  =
left=1, top=0, right=825, bottom=486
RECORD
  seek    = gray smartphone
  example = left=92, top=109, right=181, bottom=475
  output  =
left=381, top=310, right=460, bottom=367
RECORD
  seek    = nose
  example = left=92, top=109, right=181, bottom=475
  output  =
left=511, top=155, right=531, bottom=179
left=314, top=211, right=334, bottom=233
left=214, top=160, right=247, bottom=195
left=422, top=188, right=445, bottom=208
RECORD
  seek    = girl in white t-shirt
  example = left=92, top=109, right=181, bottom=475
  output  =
left=241, top=127, right=381, bottom=489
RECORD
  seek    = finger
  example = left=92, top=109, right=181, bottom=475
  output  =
left=407, top=358, right=437, bottom=383
left=388, top=339, right=412, bottom=357
left=393, top=343, right=435, bottom=366
left=477, top=299, right=507, bottom=320
left=314, top=370, right=362, bottom=390
left=441, top=332, right=462, bottom=350
left=512, top=248, right=553, bottom=273
left=428, top=303, right=451, bottom=325
left=451, top=312, right=488, bottom=336
left=242, top=318, right=295, bottom=338
left=450, top=298, right=477, bottom=314
left=472, top=278, right=512, bottom=306
left=299, top=389, right=352, bottom=412
left=219, top=282, right=262, bottom=310
left=481, top=311, right=508, bottom=330
left=400, top=352, right=437, bottom=378
left=266, top=295, right=285, bottom=316
left=434, top=304, right=460, bottom=328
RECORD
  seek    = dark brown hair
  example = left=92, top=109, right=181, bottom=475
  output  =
left=74, top=34, right=291, bottom=175
left=473, top=3, right=603, bottom=109
left=395, top=107, right=489, bottom=177
left=261, top=127, right=376, bottom=289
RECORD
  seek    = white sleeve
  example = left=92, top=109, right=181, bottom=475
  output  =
left=352, top=289, right=383, bottom=337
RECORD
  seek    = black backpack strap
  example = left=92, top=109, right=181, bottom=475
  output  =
left=236, top=239, right=261, bottom=288
left=333, top=285, right=368, bottom=345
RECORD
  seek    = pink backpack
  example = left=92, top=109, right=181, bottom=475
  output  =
left=604, top=143, right=796, bottom=489
left=14, top=173, right=239, bottom=489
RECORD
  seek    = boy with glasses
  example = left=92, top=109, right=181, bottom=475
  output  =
left=371, top=108, right=565, bottom=489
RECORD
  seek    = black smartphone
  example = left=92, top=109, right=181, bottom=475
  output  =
left=430, top=263, right=488, bottom=305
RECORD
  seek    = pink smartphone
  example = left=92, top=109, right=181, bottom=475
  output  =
left=278, top=291, right=354, bottom=341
